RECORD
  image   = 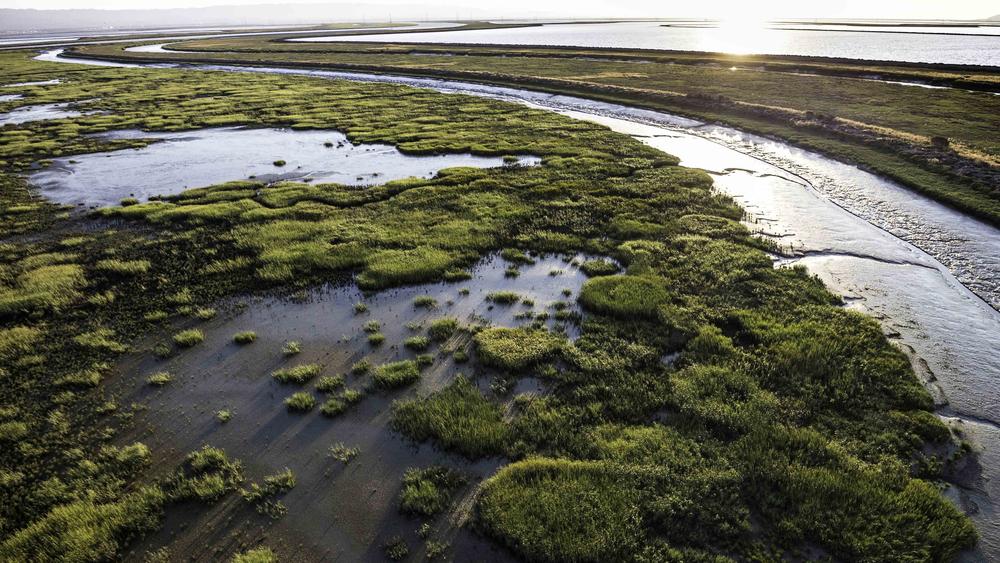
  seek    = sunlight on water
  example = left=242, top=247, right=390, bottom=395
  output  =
left=701, top=17, right=788, bottom=55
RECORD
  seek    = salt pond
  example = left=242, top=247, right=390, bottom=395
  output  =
left=29, top=127, right=539, bottom=207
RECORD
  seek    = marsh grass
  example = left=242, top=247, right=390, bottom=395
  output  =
left=427, top=318, right=458, bottom=341
left=95, top=259, right=151, bottom=276
left=281, top=341, right=301, bottom=356
left=315, top=375, right=345, bottom=393
left=233, top=331, right=256, bottom=344
left=413, top=295, right=438, bottom=309
left=231, top=547, right=276, bottom=563
left=329, top=443, right=360, bottom=463
left=284, top=392, right=316, bottom=412
left=579, top=259, right=619, bottom=277
left=486, top=291, right=520, bottom=305
left=146, top=372, right=173, bottom=386
left=374, top=360, right=421, bottom=389
left=172, top=329, right=204, bottom=347
left=399, top=466, right=467, bottom=516
left=392, top=376, right=507, bottom=458
left=475, top=327, right=564, bottom=371
left=404, top=336, right=430, bottom=351
left=272, top=364, right=321, bottom=384
left=0, top=50, right=976, bottom=562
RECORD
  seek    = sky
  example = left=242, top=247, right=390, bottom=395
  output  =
left=1, top=0, right=996, bottom=21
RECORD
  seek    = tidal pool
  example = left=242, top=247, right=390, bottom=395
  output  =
left=0, top=101, right=90, bottom=125
left=29, top=127, right=540, bottom=207
left=109, top=252, right=592, bottom=561
left=1, top=78, right=61, bottom=87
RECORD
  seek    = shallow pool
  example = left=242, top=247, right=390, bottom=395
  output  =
left=29, top=127, right=540, bottom=207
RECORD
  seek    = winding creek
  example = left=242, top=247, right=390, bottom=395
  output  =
left=32, top=49, right=1000, bottom=560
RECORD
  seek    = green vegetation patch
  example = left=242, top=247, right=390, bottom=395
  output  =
left=399, top=465, right=467, bottom=516
left=392, top=376, right=508, bottom=458
left=233, top=330, right=256, bottom=344
left=475, top=327, right=565, bottom=371
left=172, top=328, right=204, bottom=347
left=284, top=392, right=316, bottom=412
left=478, top=459, right=644, bottom=562
left=374, top=360, right=421, bottom=389
left=578, top=275, right=669, bottom=320
left=427, top=317, right=459, bottom=341
left=272, top=364, right=322, bottom=384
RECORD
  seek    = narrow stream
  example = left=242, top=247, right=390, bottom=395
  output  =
left=36, top=49, right=1000, bottom=560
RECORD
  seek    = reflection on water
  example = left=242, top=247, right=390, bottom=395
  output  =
left=310, top=21, right=1000, bottom=66
left=706, top=18, right=786, bottom=55
left=29, top=127, right=539, bottom=207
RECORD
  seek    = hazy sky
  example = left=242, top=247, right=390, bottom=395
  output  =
left=1, top=0, right=996, bottom=20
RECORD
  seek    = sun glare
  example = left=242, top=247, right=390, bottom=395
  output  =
left=709, top=16, right=775, bottom=55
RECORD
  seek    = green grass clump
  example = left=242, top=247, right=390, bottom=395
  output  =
left=579, top=259, right=620, bottom=277
left=368, top=332, right=386, bottom=346
left=0, top=263, right=85, bottom=317
left=95, top=259, right=151, bottom=276
left=281, top=340, right=301, bottom=356
left=272, top=364, right=321, bottom=384
left=486, top=291, right=520, bottom=305
left=413, top=295, right=438, bottom=309
left=351, top=359, right=372, bottom=375
left=194, top=307, right=216, bottom=320
left=373, top=360, right=421, bottom=389
left=144, top=310, right=169, bottom=322
left=477, top=459, right=643, bottom=562
left=363, top=320, right=381, bottom=333
left=216, top=410, right=233, bottom=423
left=231, top=547, right=277, bottom=563
left=0, top=487, right=167, bottom=563
left=172, top=329, right=204, bottom=347
left=578, top=275, right=669, bottom=320
left=399, top=466, right=467, bottom=516
left=233, top=331, right=256, bottom=344
left=315, top=375, right=345, bottom=392
left=119, top=198, right=140, bottom=207
left=329, top=442, right=360, bottom=463
left=242, top=468, right=295, bottom=503
left=272, top=160, right=286, bottom=167
left=392, top=375, right=508, bottom=458
left=320, top=398, right=348, bottom=417
left=404, top=336, right=430, bottom=351
left=358, top=248, right=455, bottom=290
left=425, top=540, right=449, bottom=560
left=384, top=537, right=409, bottom=561
left=146, top=372, right=173, bottom=386
left=353, top=302, right=368, bottom=314
left=284, top=392, right=316, bottom=412
left=427, top=318, right=459, bottom=341
left=500, top=248, right=535, bottom=264
left=475, top=327, right=564, bottom=371
left=73, top=328, right=127, bottom=353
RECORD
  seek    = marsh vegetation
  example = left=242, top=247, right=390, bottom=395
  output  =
left=0, top=48, right=978, bottom=562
